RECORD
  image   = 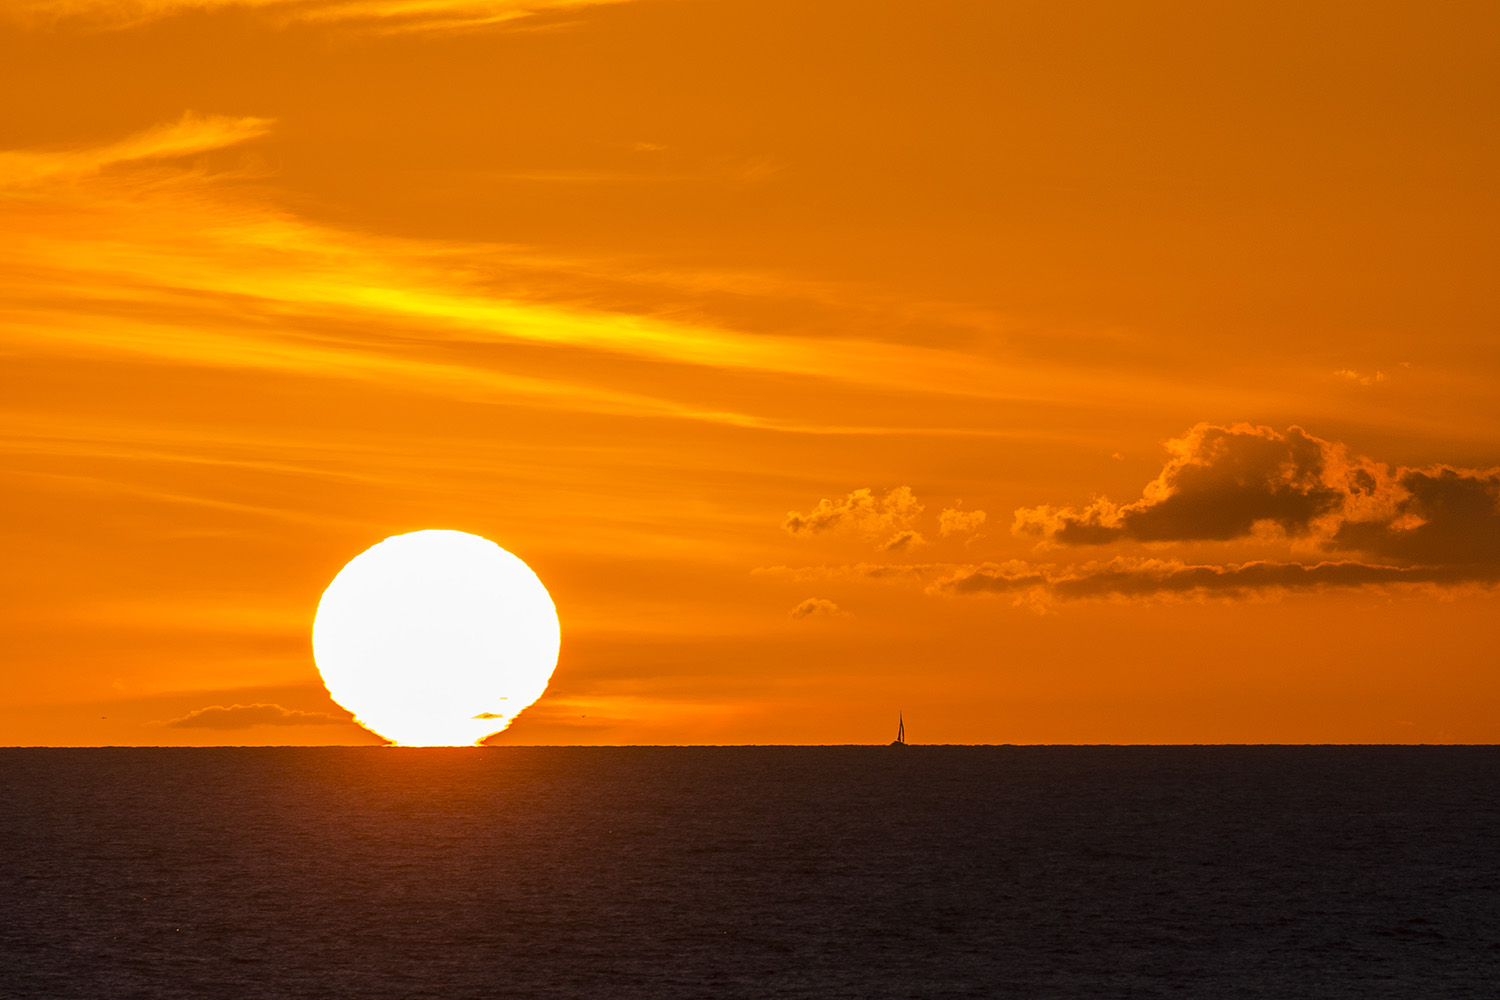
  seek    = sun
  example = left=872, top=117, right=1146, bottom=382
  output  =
left=312, top=529, right=560, bottom=746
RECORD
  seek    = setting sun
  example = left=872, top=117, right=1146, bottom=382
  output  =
left=311, top=530, right=560, bottom=746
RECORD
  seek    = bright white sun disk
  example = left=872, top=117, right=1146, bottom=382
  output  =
left=312, top=529, right=560, bottom=746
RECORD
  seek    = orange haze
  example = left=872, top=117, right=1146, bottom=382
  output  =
left=2, top=0, right=1497, bottom=745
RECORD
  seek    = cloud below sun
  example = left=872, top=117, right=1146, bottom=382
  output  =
left=163, top=702, right=345, bottom=729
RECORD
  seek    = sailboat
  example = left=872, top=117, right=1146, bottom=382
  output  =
left=890, top=713, right=907, bottom=746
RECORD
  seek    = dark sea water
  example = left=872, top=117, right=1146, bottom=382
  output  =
left=2, top=747, right=1497, bottom=999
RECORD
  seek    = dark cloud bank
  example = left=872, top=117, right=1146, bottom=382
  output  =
left=954, top=423, right=1499, bottom=600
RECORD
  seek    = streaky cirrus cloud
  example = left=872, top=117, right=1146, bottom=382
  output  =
left=0, top=114, right=1029, bottom=437
left=164, top=702, right=344, bottom=729
left=5, top=0, right=629, bottom=34
left=0, top=111, right=274, bottom=187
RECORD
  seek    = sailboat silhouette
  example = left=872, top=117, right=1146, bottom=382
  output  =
left=890, top=713, right=907, bottom=746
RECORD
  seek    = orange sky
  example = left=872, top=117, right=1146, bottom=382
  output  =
left=3, top=0, right=1497, bottom=745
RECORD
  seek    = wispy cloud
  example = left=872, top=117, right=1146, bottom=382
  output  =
left=0, top=111, right=272, bottom=187
left=6, top=0, right=629, bottom=34
left=0, top=114, right=1039, bottom=439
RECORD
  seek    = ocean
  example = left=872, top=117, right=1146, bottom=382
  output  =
left=2, top=746, right=1496, bottom=998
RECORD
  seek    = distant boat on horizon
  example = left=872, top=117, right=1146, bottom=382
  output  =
left=890, top=713, right=907, bottom=746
